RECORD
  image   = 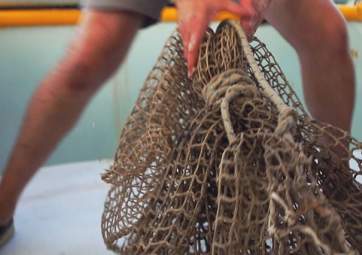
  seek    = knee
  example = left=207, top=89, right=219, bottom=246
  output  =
left=57, top=41, right=123, bottom=94
left=296, top=16, right=349, bottom=58
left=59, top=51, right=102, bottom=93
left=58, top=13, right=139, bottom=92
left=321, top=17, right=349, bottom=56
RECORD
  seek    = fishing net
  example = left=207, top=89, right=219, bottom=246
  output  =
left=101, top=20, right=362, bottom=254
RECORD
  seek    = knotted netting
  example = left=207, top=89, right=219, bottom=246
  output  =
left=101, top=20, right=362, bottom=254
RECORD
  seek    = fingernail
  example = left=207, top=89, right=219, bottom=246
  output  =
left=188, top=67, right=195, bottom=79
left=189, top=35, right=196, bottom=51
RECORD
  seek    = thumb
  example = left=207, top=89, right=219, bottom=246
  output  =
left=233, top=0, right=254, bottom=19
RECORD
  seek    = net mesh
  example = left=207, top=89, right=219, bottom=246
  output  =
left=101, top=21, right=362, bottom=254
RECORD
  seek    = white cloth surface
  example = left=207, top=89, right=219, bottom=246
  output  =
left=1, top=160, right=114, bottom=255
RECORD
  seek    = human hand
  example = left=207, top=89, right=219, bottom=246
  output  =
left=240, top=0, right=271, bottom=37
left=175, top=0, right=271, bottom=77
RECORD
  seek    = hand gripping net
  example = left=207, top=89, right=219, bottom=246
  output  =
left=101, top=21, right=362, bottom=254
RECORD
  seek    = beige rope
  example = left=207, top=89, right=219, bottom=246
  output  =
left=101, top=20, right=362, bottom=255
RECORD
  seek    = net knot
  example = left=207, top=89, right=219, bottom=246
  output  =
left=275, top=107, right=298, bottom=139
left=202, top=69, right=254, bottom=108
left=201, top=69, right=257, bottom=144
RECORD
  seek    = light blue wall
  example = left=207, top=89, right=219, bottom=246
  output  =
left=0, top=26, right=118, bottom=168
left=0, top=22, right=361, bottom=171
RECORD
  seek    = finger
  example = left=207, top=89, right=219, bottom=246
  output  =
left=178, top=22, right=190, bottom=61
left=187, top=17, right=209, bottom=78
left=240, top=19, right=257, bottom=40
left=223, top=0, right=246, bottom=17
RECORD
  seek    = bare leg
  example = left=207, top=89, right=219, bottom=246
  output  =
left=0, top=10, right=142, bottom=224
left=265, top=0, right=355, bottom=131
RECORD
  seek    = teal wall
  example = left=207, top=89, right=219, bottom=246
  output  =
left=0, top=22, right=361, bottom=171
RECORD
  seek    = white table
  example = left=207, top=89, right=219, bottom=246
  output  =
left=1, top=160, right=114, bottom=255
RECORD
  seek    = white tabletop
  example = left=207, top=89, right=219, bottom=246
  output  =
left=1, top=160, right=114, bottom=255
left=2, top=158, right=360, bottom=255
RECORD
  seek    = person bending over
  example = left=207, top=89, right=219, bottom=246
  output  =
left=0, top=0, right=354, bottom=248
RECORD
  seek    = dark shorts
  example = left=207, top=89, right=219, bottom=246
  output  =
left=81, top=0, right=168, bottom=27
